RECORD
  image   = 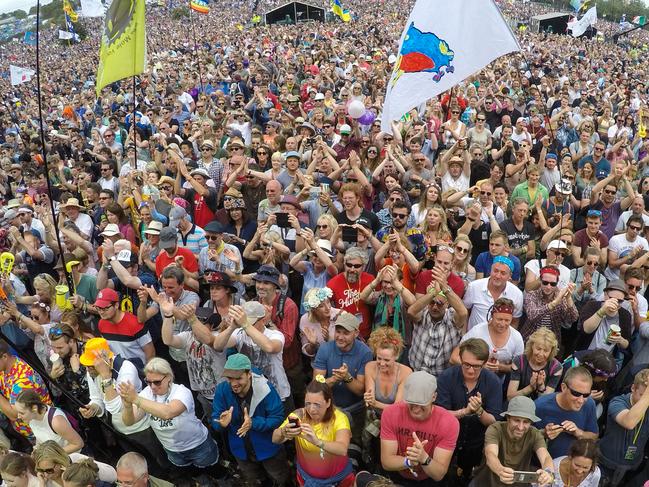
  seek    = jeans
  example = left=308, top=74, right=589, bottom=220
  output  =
left=165, top=435, right=219, bottom=468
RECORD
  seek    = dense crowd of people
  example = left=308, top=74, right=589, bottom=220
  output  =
left=1, top=0, right=649, bottom=486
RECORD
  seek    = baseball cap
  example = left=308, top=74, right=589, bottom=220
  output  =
left=158, top=227, right=178, bottom=249
left=222, top=353, right=252, bottom=379
left=204, top=220, right=227, bottom=234
left=547, top=239, right=568, bottom=251
left=403, top=371, right=437, bottom=406
left=501, top=396, right=540, bottom=422
left=168, top=206, right=187, bottom=229
left=334, top=311, right=360, bottom=331
left=340, top=124, right=352, bottom=135
left=94, top=288, right=119, bottom=309
left=314, top=93, right=325, bottom=101
left=242, top=301, right=267, bottom=327
left=285, top=150, right=301, bottom=160
left=116, top=249, right=137, bottom=267
left=79, top=337, right=114, bottom=367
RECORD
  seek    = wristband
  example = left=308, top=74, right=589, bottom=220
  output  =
left=163, top=314, right=174, bottom=318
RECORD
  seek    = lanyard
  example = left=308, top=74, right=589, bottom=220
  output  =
left=632, top=413, right=645, bottom=445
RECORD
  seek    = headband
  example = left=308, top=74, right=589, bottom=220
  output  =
left=492, top=302, right=514, bottom=316
left=493, top=255, right=514, bottom=273
left=539, top=266, right=560, bottom=279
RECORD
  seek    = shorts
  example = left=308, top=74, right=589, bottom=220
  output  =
left=165, top=435, right=219, bottom=468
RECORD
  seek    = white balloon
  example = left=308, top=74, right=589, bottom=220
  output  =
left=347, top=100, right=366, bottom=119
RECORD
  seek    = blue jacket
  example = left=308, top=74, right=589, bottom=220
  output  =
left=211, top=373, right=284, bottom=461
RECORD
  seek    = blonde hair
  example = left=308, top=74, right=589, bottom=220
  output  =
left=421, top=206, right=450, bottom=240
left=367, top=327, right=404, bottom=358
left=524, top=328, right=558, bottom=363
left=33, top=274, right=57, bottom=300
left=316, top=214, right=338, bottom=234
left=61, top=458, right=99, bottom=486
left=453, top=234, right=473, bottom=261
left=634, top=368, right=649, bottom=388
left=32, top=440, right=71, bottom=469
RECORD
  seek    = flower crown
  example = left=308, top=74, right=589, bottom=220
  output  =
left=303, top=287, right=333, bottom=312
left=315, top=374, right=326, bottom=383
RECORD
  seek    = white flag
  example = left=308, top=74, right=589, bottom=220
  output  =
left=59, top=30, right=74, bottom=39
left=568, top=6, right=597, bottom=37
left=9, top=65, right=35, bottom=86
left=80, top=0, right=105, bottom=17
left=381, top=0, right=520, bottom=131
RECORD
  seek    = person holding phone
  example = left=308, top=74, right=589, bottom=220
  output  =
left=272, top=376, right=354, bottom=487
left=471, top=396, right=554, bottom=487
left=212, top=354, right=289, bottom=487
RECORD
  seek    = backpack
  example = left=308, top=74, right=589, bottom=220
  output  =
left=47, top=407, right=83, bottom=438
left=112, top=354, right=146, bottom=384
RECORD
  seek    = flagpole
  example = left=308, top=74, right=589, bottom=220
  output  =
left=188, top=2, right=204, bottom=95
left=34, top=0, right=76, bottom=294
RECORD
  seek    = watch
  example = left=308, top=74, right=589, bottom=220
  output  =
left=343, top=374, right=353, bottom=383
left=100, top=378, right=114, bottom=393
left=422, top=456, right=432, bottom=466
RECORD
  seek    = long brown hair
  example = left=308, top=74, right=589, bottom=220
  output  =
left=303, top=379, right=335, bottom=426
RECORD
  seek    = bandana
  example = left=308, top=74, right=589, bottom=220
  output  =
left=492, top=302, right=514, bottom=316
left=539, top=266, right=560, bottom=279
left=493, top=255, right=514, bottom=273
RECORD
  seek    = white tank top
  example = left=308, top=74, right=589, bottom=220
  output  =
left=29, top=407, right=70, bottom=448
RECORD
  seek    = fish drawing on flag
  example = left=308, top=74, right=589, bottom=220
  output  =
left=391, top=22, right=455, bottom=87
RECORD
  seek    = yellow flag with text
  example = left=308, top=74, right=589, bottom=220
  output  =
left=96, top=0, right=146, bottom=95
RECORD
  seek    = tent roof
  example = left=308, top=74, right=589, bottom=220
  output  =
left=265, top=1, right=326, bottom=14
left=531, top=12, right=571, bottom=21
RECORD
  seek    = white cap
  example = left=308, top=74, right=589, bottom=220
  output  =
left=101, top=223, right=121, bottom=237
left=548, top=239, right=568, bottom=250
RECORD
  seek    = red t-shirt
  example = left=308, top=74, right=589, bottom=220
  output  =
left=155, top=247, right=199, bottom=281
left=415, top=270, right=465, bottom=298
left=327, top=272, right=374, bottom=339
left=381, top=402, right=459, bottom=480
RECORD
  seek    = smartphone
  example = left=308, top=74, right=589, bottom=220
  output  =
left=275, top=212, right=290, bottom=228
left=342, top=225, right=358, bottom=243
left=288, top=415, right=300, bottom=428
left=512, top=471, right=539, bottom=483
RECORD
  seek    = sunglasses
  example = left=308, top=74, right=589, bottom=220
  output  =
left=481, top=191, right=492, bottom=196
left=36, top=467, right=57, bottom=474
left=145, top=376, right=167, bottom=386
left=317, top=224, right=328, bottom=229
left=229, top=147, right=243, bottom=151
left=629, top=225, right=642, bottom=231
left=455, top=245, right=469, bottom=254
left=48, top=326, right=71, bottom=339
left=160, top=185, right=173, bottom=191
left=392, top=213, right=408, bottom=219
left=603, top=189, right=616, bottom=195
left=257, top=151, right=268, bottom=155
left=206, top=235, right=221, bottom=241
left=431, top=299, right=447, bottom=307
left=451, top=111, right=460, bottom=114
left=345, top=262, right=363, bottom=269
left=627, top=284, right=642, bottom=291
left=566, top=385, right=591, bottom=398
left=541, top=280, right=558, bottom=287
left=477, top=118, right=486, bottom=121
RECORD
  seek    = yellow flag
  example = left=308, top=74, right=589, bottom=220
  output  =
left=96, top=0, right=146, bottom=95
left=63, top=0, right=78, bottom=22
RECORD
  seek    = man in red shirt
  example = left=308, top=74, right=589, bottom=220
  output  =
left=154, top=226, right=200, bottom=292
left=415, top=246, right=466, bottom=298
left=327, top=247, right=374, bottom=338
left=94, top=289, right=155, bottom=369
left=381, top=371, right=459, bottom=485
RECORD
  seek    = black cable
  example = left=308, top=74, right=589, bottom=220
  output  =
left=35, top=0, right=75, bottom=294
left=189, top=2, right=205, bottom=95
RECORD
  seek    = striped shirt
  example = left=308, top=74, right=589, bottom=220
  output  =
left=177, top=224, right=209, bottom=256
